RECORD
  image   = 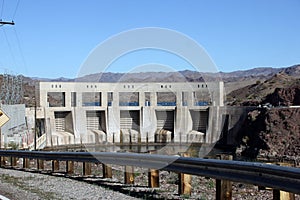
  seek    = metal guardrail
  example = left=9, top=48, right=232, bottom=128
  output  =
left=0, top=150, right=299, bottom=194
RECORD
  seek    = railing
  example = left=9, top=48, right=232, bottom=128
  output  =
left=28, top=133, right=47, bottom=150
left=0, top=150, right=299, bottom=199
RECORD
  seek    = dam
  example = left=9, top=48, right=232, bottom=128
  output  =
left=31, top=81, right=240, bottom=148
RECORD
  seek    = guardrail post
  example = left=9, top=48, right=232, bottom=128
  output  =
left=23, top=158, right=30, bottom=169
left=178, top=152, right=192, bottom=196
left=0, top=156, right=5, bottom=167
left=37, top=159, right=44, bottom=170
left=148, top=168, right=159, bottom=188
left=83, top=162, right=92, bottom=176
left=124, top=165, right=134, bottom=184
left=148, top=150, right=159, bottom=188
left=66, top=161, right=74, bottom=175
left=10, top=157, right=17, bottom=167
left=102, top=164, right=112, bottom=178
left=272, top=162, right=295, bottom=200
left=216, top=154, right=233, bottom=200
left=52, top=160, right=59, bottom=172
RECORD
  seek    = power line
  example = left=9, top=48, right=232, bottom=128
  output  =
left=0, top=0, right=4, bottom=19
left=11, top=0, right=20, bottom=20
left=2, top=28, right=18, bottom=68
left=13, top=26, right=27, bottom=73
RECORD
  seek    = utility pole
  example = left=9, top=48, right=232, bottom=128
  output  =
left=0, top=20, right=15, bottom=26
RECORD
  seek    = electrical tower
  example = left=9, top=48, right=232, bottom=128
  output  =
left=0, top=71, right=23, bottom=104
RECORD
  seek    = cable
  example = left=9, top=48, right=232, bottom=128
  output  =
left=2, top=28, right=18, bottom=69
left=13, top=26, right=27, bottom=73
left=0, top=0, right=4, bottom=20
left=12, top=0, right=20, bottom=20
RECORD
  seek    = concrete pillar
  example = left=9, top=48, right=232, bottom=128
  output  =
left=77, top=92, right=82, bottom=107
left=40, top=90, right=48, bottom=107
left=142, top=107, right=155, bottom=143
left=111, top=92, right=120, bottom=143
left=112, top=92, right=119, bottom=107
left=107, top=106, right=120, bottom=143
left=218, top=82, right=224, bottom=106
left=176, top=105, right=191, bottom=143
left=150, top=92, right=157, bottom=107
left=139, top=92, right=145, bottom=107
left=189, top=92, right=194, bottom=107
left=73, top=107, right=87, bottom=142
left=176, top=91, right=182, bottom=107
left=140, top=107, right=146, bottom=143
left=102, top=92, right=107, bottom=107
left=65, top=91, right=71, bottom=107
left=206, top=106, right=221, bottom=144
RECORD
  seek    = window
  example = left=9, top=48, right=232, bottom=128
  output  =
left=48, top=92, right=65, bottom=107
left=157, top=92, right=176, bottom=106
left=82, top=92, right=101, bottom=106
left=119, top=92, right=139, bottom=106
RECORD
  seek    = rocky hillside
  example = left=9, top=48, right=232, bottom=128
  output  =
left=238, top=108, right=300, bottom=161
left=227, top=71, right=300, bottom=106
left=228, top=66, right=300, bottom=161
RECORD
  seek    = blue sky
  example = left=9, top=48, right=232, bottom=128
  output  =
left=0, top=0, right=299, bottom=78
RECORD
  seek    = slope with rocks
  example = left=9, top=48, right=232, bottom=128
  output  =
left=238, top=107, right=300, bottom=162
left=228, top=69, right=300, bottom=161
left=227, top=72, right=300, bottom=106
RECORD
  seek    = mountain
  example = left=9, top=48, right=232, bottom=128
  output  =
left=281, top=64, right=300, bottom=77
left=227, top=71, right=300, bottom=106
left=1, top=64, right=299, bottom=107
left=74, top=67, right=284, bottom=83
left=30, top=65, right=300, bottom=84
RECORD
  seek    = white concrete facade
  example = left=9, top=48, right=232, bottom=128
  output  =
left=0, top=104, right=26, bottom=148
left=36, top=81, right=225, bottom=146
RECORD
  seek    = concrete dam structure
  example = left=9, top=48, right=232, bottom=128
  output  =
left=34, top=81, right=236, bottom=147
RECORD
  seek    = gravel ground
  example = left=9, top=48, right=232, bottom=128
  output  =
left=0, top=161, right=299, bottom=200
left=0, top=168, right=139, bottom=200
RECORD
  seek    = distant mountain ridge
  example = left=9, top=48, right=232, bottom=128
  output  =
left=31, top=64, right=299, bottom=83
left=1, top=64, right=298, bottom=107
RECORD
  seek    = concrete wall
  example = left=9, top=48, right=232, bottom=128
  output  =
left=1, top=104, right=26, bottom=148
left=35, top=81, right=226, bottom=146
left=217, top=106, right=257, bottom=146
